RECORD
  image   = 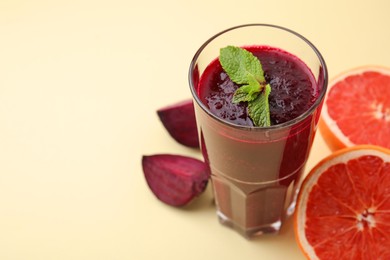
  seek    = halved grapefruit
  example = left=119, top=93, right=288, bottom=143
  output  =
left=294, top=145, right=390, bottom=259
left=320, top=66, right=390, bottom=151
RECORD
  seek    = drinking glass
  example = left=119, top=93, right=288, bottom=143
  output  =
left=188, top=24, right=327, bottom=238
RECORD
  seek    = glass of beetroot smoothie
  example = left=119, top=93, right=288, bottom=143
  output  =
left=188, top=24, right=328, bottom=238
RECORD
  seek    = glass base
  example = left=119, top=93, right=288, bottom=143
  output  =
left=217, top=210, right=283, bottom=239
left=213, top=176, right=300, bottom=239
left=211, top=172, right=301, bottom=239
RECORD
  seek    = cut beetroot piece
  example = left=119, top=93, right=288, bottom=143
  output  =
left=157, top=99, right=199, bottom=148
left=142, top=154, right=210, bottom=207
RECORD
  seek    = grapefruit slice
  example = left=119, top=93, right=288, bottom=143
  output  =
left=295, top=145, right=390, bottom=260
left=320, top=66, right=390, bottom=151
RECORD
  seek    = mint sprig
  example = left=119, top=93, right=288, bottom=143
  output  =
left=219, top=46, right=271, bottom=127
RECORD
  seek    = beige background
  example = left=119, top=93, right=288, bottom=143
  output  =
left=1, top=0, right=389, bottom=259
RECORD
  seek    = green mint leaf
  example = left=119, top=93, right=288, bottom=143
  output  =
left=248, top=84, right=271, bottom=127
left=232, top=73, right=265, bottom=103
left=219, top=46, right=265, bottom=84
left=219, top=45, right=272, bottom=127
left=233, top=83, right=260, bottom=103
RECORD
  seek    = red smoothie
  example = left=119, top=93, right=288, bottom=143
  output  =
left=194, top=45, right=321, bottom=237
left=198, top=45, right=318, bottom=126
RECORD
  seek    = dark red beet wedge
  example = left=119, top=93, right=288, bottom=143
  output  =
left=157, top=99, right=199, bottom=148
left=142, top=154, right=210, bottom=207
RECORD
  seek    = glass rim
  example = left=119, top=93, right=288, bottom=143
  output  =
left=188, top=23, right=328, bottom=131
